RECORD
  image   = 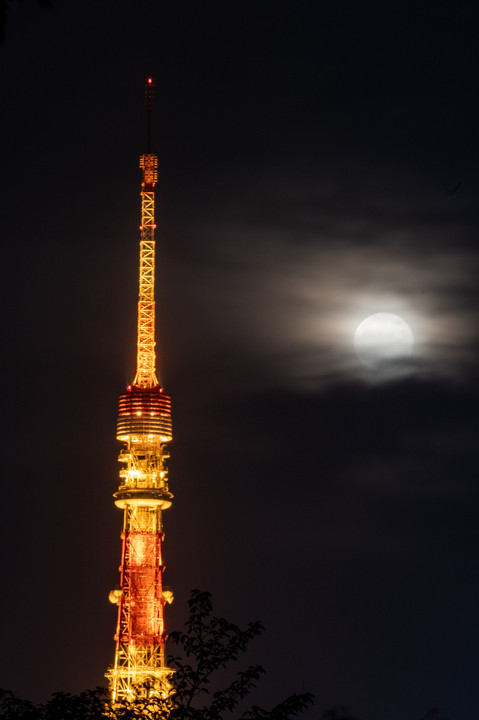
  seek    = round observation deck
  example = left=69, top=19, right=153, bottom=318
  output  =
left=113, top=488, right=173, bottom=509
left=117, top=385, right=172, bottom=441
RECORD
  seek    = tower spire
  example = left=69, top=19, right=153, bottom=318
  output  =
left=106, top=79, right=174, bottom=703
left=146, top=76, right=153, bottom=153
left=134, top=77, right=159, bottom=389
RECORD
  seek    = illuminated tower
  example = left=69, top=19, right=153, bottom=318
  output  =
left=106, top=78, right=173, bottom=702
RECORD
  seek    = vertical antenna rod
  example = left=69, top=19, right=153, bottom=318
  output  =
left=146, top=76, right=153, bottom=154
left=107, top=78, right=174, bottom=703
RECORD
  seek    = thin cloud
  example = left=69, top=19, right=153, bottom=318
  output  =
left=169, top=205, right=479, bottom=392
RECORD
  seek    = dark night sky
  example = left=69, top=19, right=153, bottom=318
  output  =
left=2, top=1, right=479, bottom=719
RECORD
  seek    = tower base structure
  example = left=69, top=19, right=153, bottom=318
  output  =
left=107, top=648, right=172, bottom=702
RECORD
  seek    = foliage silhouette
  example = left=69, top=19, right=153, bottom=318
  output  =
left=0, top=688, right=106, bottom=720
left=0, top=591, right=313, bottom=720
left=111, top=590, right=313, bottom=720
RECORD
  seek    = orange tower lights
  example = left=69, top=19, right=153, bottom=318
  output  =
left=106, top=78, right=174, bottom=702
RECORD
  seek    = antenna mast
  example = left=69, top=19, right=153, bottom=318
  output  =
left=146, top=75, right=153, bottom=153
left=134, top=77, right=159, bottom=388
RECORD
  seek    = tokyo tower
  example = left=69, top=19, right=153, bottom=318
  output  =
left=106, top=78, right=173, bottom=702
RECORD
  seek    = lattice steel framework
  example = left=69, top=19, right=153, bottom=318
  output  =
left=134, top=153, right=158, bottom=389
left=106, top=79, right=174, bottom=703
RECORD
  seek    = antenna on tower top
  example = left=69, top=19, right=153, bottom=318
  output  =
left=146, top=77, right=154, bottom=153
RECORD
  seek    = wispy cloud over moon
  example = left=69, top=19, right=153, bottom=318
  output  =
left=171, top=178, right=479, bottom=392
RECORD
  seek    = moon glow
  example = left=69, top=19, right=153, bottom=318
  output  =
left=354, top=313, right=414, bottom=369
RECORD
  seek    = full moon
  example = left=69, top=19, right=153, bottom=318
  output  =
left=354, top=313, right=414, bottom=369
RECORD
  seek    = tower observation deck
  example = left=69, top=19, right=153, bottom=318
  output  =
left=106, top=78, right=173, bottom=702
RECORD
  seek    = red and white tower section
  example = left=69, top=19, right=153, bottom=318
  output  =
left=106, top=79, right=173, bottom=701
